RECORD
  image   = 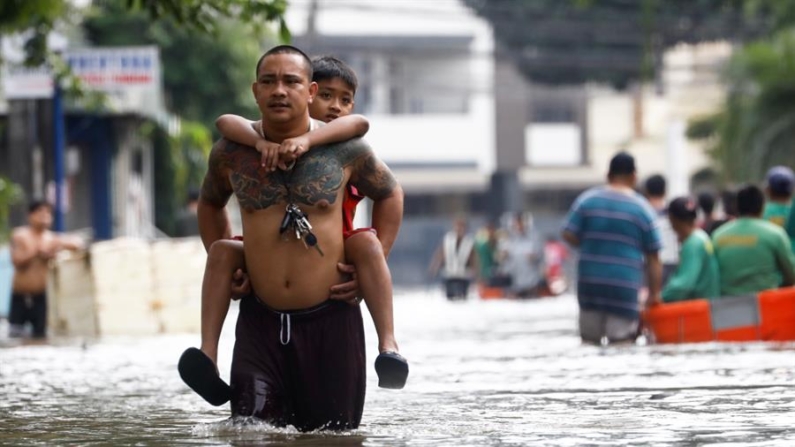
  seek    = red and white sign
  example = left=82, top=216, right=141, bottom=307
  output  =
left=65, top=46, right=160, bottom=91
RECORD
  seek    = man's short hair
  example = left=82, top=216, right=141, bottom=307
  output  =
left=608, top=152, right=636, bottom=177
left=736, top=184, right=765, bottom=216
left=668, top=196, right=698, bottom=223
left=255, top=45, right=313, bottom=80
left=28, top=200, right=51, bottom=214
left=311, top=55, right=358, bottom=93
left=766, top=165, right=795, bottom=198
left=644, top=174, right=667, bottom=198
left=721, top=188, right=738, bottom=217
left=697, top=192, right=716, bottom=215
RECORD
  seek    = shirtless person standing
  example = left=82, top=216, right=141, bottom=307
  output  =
left=197, top=45, right=403, bottom=431
left=9, top=201, right=82, bottom=338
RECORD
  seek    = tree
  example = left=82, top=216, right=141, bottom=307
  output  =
left=688, top=29, right=795, bottom=184
left=83, top=1, right=268, bottom=130
left=0, top=176, right=23, bottom=243
left=0, top=0, right=287, bottom=66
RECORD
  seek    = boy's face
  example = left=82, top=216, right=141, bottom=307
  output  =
left=309, top=78, right=355, bottom=123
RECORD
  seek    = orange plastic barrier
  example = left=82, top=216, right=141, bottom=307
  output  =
left=478, top=283, right=504, bottom=300
left=644, top=287, right=795, bottom=344
left=758, top=287, right=795, bottom=341
left=644, top=299, right=712, bottom=343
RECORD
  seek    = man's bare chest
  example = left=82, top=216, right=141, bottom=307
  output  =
left=227, top=147, right=346, bottom=211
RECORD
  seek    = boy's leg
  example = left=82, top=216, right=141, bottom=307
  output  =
left=179, top=239, right=246, bottom=406
left=345, top=231, right=409, bottom=389
left=345, top=231, right=397, bottom=353
left=201, top=239, right=246, bottom=366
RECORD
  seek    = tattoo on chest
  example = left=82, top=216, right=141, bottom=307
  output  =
left=225, top=143, right=345, bottom=211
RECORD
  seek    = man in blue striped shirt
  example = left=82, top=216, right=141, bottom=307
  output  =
left=562, top=152, right=663, bottom=344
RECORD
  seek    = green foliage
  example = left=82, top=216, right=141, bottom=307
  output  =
left=83, top=0, right=271, bottom=132
left=698, top=29, right=795, bottom=184
left=0, top=176, right=23, bottom=243
left=0, top=0, right=70, bottom=66
left=124, top=0, right=288, bottom=39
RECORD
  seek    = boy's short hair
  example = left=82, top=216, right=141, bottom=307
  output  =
left=697, top=192, right=716, bottom=215
left=256, top=45, right=313, bottom=80
left=311, top=55, right=358, bottom=93
left=668, top=196, right=698, bottom=223
left=644, top=174, right=667, bottom=198
left=736, top=184, right=765, bottom=217
left=28, top=200, right=52, bottom=214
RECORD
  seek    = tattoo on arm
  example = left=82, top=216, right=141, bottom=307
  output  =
left=339, top=139, right=397, bottom=200
left=200, top=139, right=234, bottom=207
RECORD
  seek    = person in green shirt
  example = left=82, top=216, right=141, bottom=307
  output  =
left=762, top=166, right=793, bottom=228
left=713, top=184, right=795, bottom=296
left=787, top=197, right=795, bottom=253
left=662, top=197, right=720, bottom=302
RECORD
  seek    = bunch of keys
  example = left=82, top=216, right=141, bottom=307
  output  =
left=279, top=203, right=324, bottom=256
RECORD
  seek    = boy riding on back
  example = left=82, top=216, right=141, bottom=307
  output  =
left=178, top=56, right=408, bottom=406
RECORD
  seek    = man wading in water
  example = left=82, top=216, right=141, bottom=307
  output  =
left=196, top=45, right=403, bottom=431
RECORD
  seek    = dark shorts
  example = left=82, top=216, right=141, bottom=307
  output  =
left=9, top=292, right=47, bottom=338
left=230, top=296, right=366, bottom=431
left=444, top=278, right=470, bottom=300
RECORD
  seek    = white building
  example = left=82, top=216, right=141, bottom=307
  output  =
left=285, top=0, right=729, bottom=220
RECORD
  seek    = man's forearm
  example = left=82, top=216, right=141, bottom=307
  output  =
left=370, top=186, right=404, bottom=258
left=197, top=200, right=232, bottom=252
left=646, top=253, right=663, bottom=298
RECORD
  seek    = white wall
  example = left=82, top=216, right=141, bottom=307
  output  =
left=285, top=0, right=496, bottom=175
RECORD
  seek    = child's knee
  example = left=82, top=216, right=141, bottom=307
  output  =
left=208, top=240, right=245, bottom=269
left=345, top=231, right=383, bottom=262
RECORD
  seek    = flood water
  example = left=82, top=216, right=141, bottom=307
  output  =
left=1, top=292, right=794, bottom=446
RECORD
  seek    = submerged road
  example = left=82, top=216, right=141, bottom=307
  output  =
left=1, top=292, right=794, bottom=446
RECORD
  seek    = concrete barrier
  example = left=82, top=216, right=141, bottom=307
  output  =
left=47, top=237, right=205, bottom=337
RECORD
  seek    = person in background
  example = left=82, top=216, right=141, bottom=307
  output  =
left=473, top=219, right=503, bottom=287
left=562, top=152, right=662, bottom=345
left=543, top=234, right=569, bottom=295
left=712, top=184, right=795, bottom=296
left=9, top=201, right=83, bottom=338
left=786, top=196, right=795, bottom=253
left=499, top=213, right=544, bottom=298
left=661, top=197, right=720, bottom=302
left=697, top=191, right=720, bottom=236
left=644, top=174, right=679, bottom=284
left=174, top=189, right=201, bottom=237
left=762, top=166, right=794, bottom=228
left=429, top=218, right=476, bottom=300
left=710, top=188, right=738, bottom=234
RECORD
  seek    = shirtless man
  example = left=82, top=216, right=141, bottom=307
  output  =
left=197, top=45, right=403, bottom=431
left=9, top=201, right=82, bottom=338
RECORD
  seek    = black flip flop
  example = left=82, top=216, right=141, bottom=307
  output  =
left=177, top=347, right=231, bottom=406
left=375, top=351, right=409, bottom=389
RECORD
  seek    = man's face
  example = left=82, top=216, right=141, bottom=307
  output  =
left=252, top=54, right=317, bottom=124
left=309, top=78, right=355, bottom=123
left=28, top=206, right=53, bottom=230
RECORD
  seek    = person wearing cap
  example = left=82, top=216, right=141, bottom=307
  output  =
left=712, top=184, right=795, bottom=296
left=762, top=166, right=794, bottom=228
left=562, top=151, right=663, bottom=344
left=661, top=197, right=720, bottom=302
left=787, top=199, right=795, bottom=254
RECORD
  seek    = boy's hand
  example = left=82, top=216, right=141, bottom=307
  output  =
left=230, top=268, right=251, bottom=299
left=256, top=140, right=281, bottom=172
left=278, top=135, right=311, bottom=169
